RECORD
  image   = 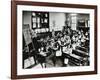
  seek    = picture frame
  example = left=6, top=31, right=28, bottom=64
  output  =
left=11, top=1, right=97, bottom=79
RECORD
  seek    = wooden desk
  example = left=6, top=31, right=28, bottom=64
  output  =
left=76, top=46, right=88, bottom=52
left=72, top=49, right=89, bottom=58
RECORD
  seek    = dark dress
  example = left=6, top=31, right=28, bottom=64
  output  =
left=32, top=37, right=41, bottom=64
left=32, top=37, right=40, bottom=52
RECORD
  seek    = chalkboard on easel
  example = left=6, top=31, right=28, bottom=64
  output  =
left=23, top=24, right=32, bottom=45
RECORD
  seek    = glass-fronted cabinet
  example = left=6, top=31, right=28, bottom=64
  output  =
left=32, top=12, right=49, bottom=31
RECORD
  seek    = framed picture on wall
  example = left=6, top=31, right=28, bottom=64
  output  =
left=11, top=1, right=97, bottom=79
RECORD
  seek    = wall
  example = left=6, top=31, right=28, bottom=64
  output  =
left=23, top=11, right=66, bottom=31
left=0, top=0, right=100, bottom=80
left=66, top=13, right=89, bottom=30
left=49, top=12, right=66, bottom=31
left=78, top=14, right=89, bottom=20
left=23, top=11, right=32, bottom=29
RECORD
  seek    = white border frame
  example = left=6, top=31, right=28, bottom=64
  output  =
left=17, top=5, right=95, bottom=75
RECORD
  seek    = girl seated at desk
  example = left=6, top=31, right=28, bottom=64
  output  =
left=61, top=35, right=72, bottom=66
